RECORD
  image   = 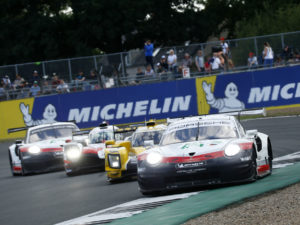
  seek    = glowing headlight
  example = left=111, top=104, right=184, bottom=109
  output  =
left=146, top=152, right=163, bottom=165
left=225, top=144, right=241, bottom=156
left=108, top=154, right=121, bottom=168
left=66, top=148, right=81, bottom=160
left=28, top=146, right=41, bottom=154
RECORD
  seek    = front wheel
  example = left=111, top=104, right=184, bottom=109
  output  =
left=250, top=148, right=258, bottom=181
left=8, top=151, right=17, bottom=176
left=268, top=138, right=273, bottom=175
left=65, top=167, right=77, bottom=177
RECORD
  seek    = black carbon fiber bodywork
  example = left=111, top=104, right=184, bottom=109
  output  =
left=138, top=149, right=256, bottom=193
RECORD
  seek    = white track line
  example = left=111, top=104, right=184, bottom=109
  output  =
left=55, top=192, right=199, bottom=225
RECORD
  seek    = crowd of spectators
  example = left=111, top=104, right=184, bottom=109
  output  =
left=0, top=69, right=103, bottom=101
left=137, top=37, right=300, bottom=83
left=1, top=36, right=300, bottom=102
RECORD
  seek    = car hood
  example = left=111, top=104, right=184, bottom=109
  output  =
left=149, top=139, right=236, bottom=157
left=24, top=137, right=71, bottom=148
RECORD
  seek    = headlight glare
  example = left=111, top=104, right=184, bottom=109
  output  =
left=66, top=147, right=81, bottom=160
left=225, top=144, right=241, bottom=156
left=28, top=146, right=41, bottom=154
left=146, top=152, right=163, bottom=165
left=108, top=154, right=121, bottom=169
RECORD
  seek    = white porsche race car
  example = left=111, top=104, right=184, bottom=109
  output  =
left=137, top=114, right=273, bottom=194
left=63, top=123, right=122, bottom=176
left=8, top=122, right=79, bottom=176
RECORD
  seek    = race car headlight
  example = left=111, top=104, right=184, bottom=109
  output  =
left=108, top=154, right=121, bottom=169
left=66, top=147, right=81, bottom=160
left=28, top=146, right=41, bottom=154
left=225, top=144, right=241, bottom=156
left=146, top=152, right=163, bottom=165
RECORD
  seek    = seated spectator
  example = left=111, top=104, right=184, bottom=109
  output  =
left=56, top=79, right=70, bottom=93
left=210, top=52, right=224, bottom=72
left=42, top=80, right=52, bottom=94
left=156, top=63, right=168, bottom=80
left=13, top=74, right=25, bottom=89
left=179, top=53, right=193, bottom=73
left=159, top=55, right=169, bottom=72
left=248, top=52, right=258, bottom=69
left=75, top=71, right=86, bottom=90
left=76, top=71, right=86, bottom=82
left=167, top=49, right=177, bottom=73
left=51, top=73, right=61, bottom=88
left=274, top=54, right=283, bottom=67
left=29, top=81, right=41, bottom=97
left=2, top=75, right=12, bottom=90
left=84, top=70, right=98, bottom=91
left=17, top=81, right=30, bottom=99
left=195, top=50, right=205, bottom=73
left=29, top=70, right=41, bottom=85
left=294, top=50, right=300, bottom=62
left=144, top=64, right=155, bottom=77
left=281, top=45, right=293, bottom=65
left=0, top=81, right=6, bottom=100
left=135, top=67, right=144, bottom=83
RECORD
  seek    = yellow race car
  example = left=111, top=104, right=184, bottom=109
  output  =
left=105, top=121, right=166, bottom=182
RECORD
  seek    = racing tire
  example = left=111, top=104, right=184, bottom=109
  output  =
left=66, top=171, right=77, bottom=177
left=8, top=151, right=18, bottom=176
left=250, top=148, right=258, bottom=181
left=140, top=190, right=161, bottom=196
left=268, top=138, right=273, bottom=175
left=65, top=167, right=77, bottom=177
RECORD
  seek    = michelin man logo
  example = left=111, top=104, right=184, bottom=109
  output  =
left=20, top=103, right=57, bottom=126
left=202, top=81, right=245, bottom=113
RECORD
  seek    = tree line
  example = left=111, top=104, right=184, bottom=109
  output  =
left=0, top=0, right=299, bottom=65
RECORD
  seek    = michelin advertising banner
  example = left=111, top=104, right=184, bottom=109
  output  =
left=1, top=65, right=300, bottom=140
left=196, top=65, right=300, bottom=114
left=9, top=79, right=198, bottom=132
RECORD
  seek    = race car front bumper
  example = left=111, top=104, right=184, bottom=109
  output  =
left=64, top=153, right=105, bottom=173
left=21, top=151, right=64, bottom=174
left=106, top=157, right=137, bottom=180
left=138, top=152, right=256, bottom=193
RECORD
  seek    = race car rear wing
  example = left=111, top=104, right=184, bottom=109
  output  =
left=72, top=130, right=91, bottom=136
left=114, top=127, right=137, bottom=134
left=7, top=120, right=78, bottom=134
left=223, top=108, right=266, bottom=121
left=7, top=126, right=30, bottom=134
left=167, top=108, right=266, bottom=124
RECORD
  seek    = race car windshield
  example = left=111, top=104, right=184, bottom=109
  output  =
left=90, top=131, right=114, bottom=144
left=161, top=125, right=237, bottom=146
left=132, top=130, right=164, bottom=147
left=28, top=125, right=77, bottom=143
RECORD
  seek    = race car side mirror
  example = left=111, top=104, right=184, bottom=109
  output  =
left=246, top=130, right=258, bottom=138
left=15, top=140, right=22, bottom=145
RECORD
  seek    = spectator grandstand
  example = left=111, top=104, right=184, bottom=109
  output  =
left=0, top=30, right=300, bottom=101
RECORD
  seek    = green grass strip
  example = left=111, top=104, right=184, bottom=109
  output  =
left=110, top=163, right=300, bottom=225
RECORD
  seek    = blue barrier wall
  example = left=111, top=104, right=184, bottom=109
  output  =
left=3, top=64, right=300, bottom=139
left=202, top=65, right=300, bottom=114
left=31, top=79, right=198, bottom=128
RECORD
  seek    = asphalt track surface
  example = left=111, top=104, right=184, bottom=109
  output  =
left=0, top=116, right=299, bottom=225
